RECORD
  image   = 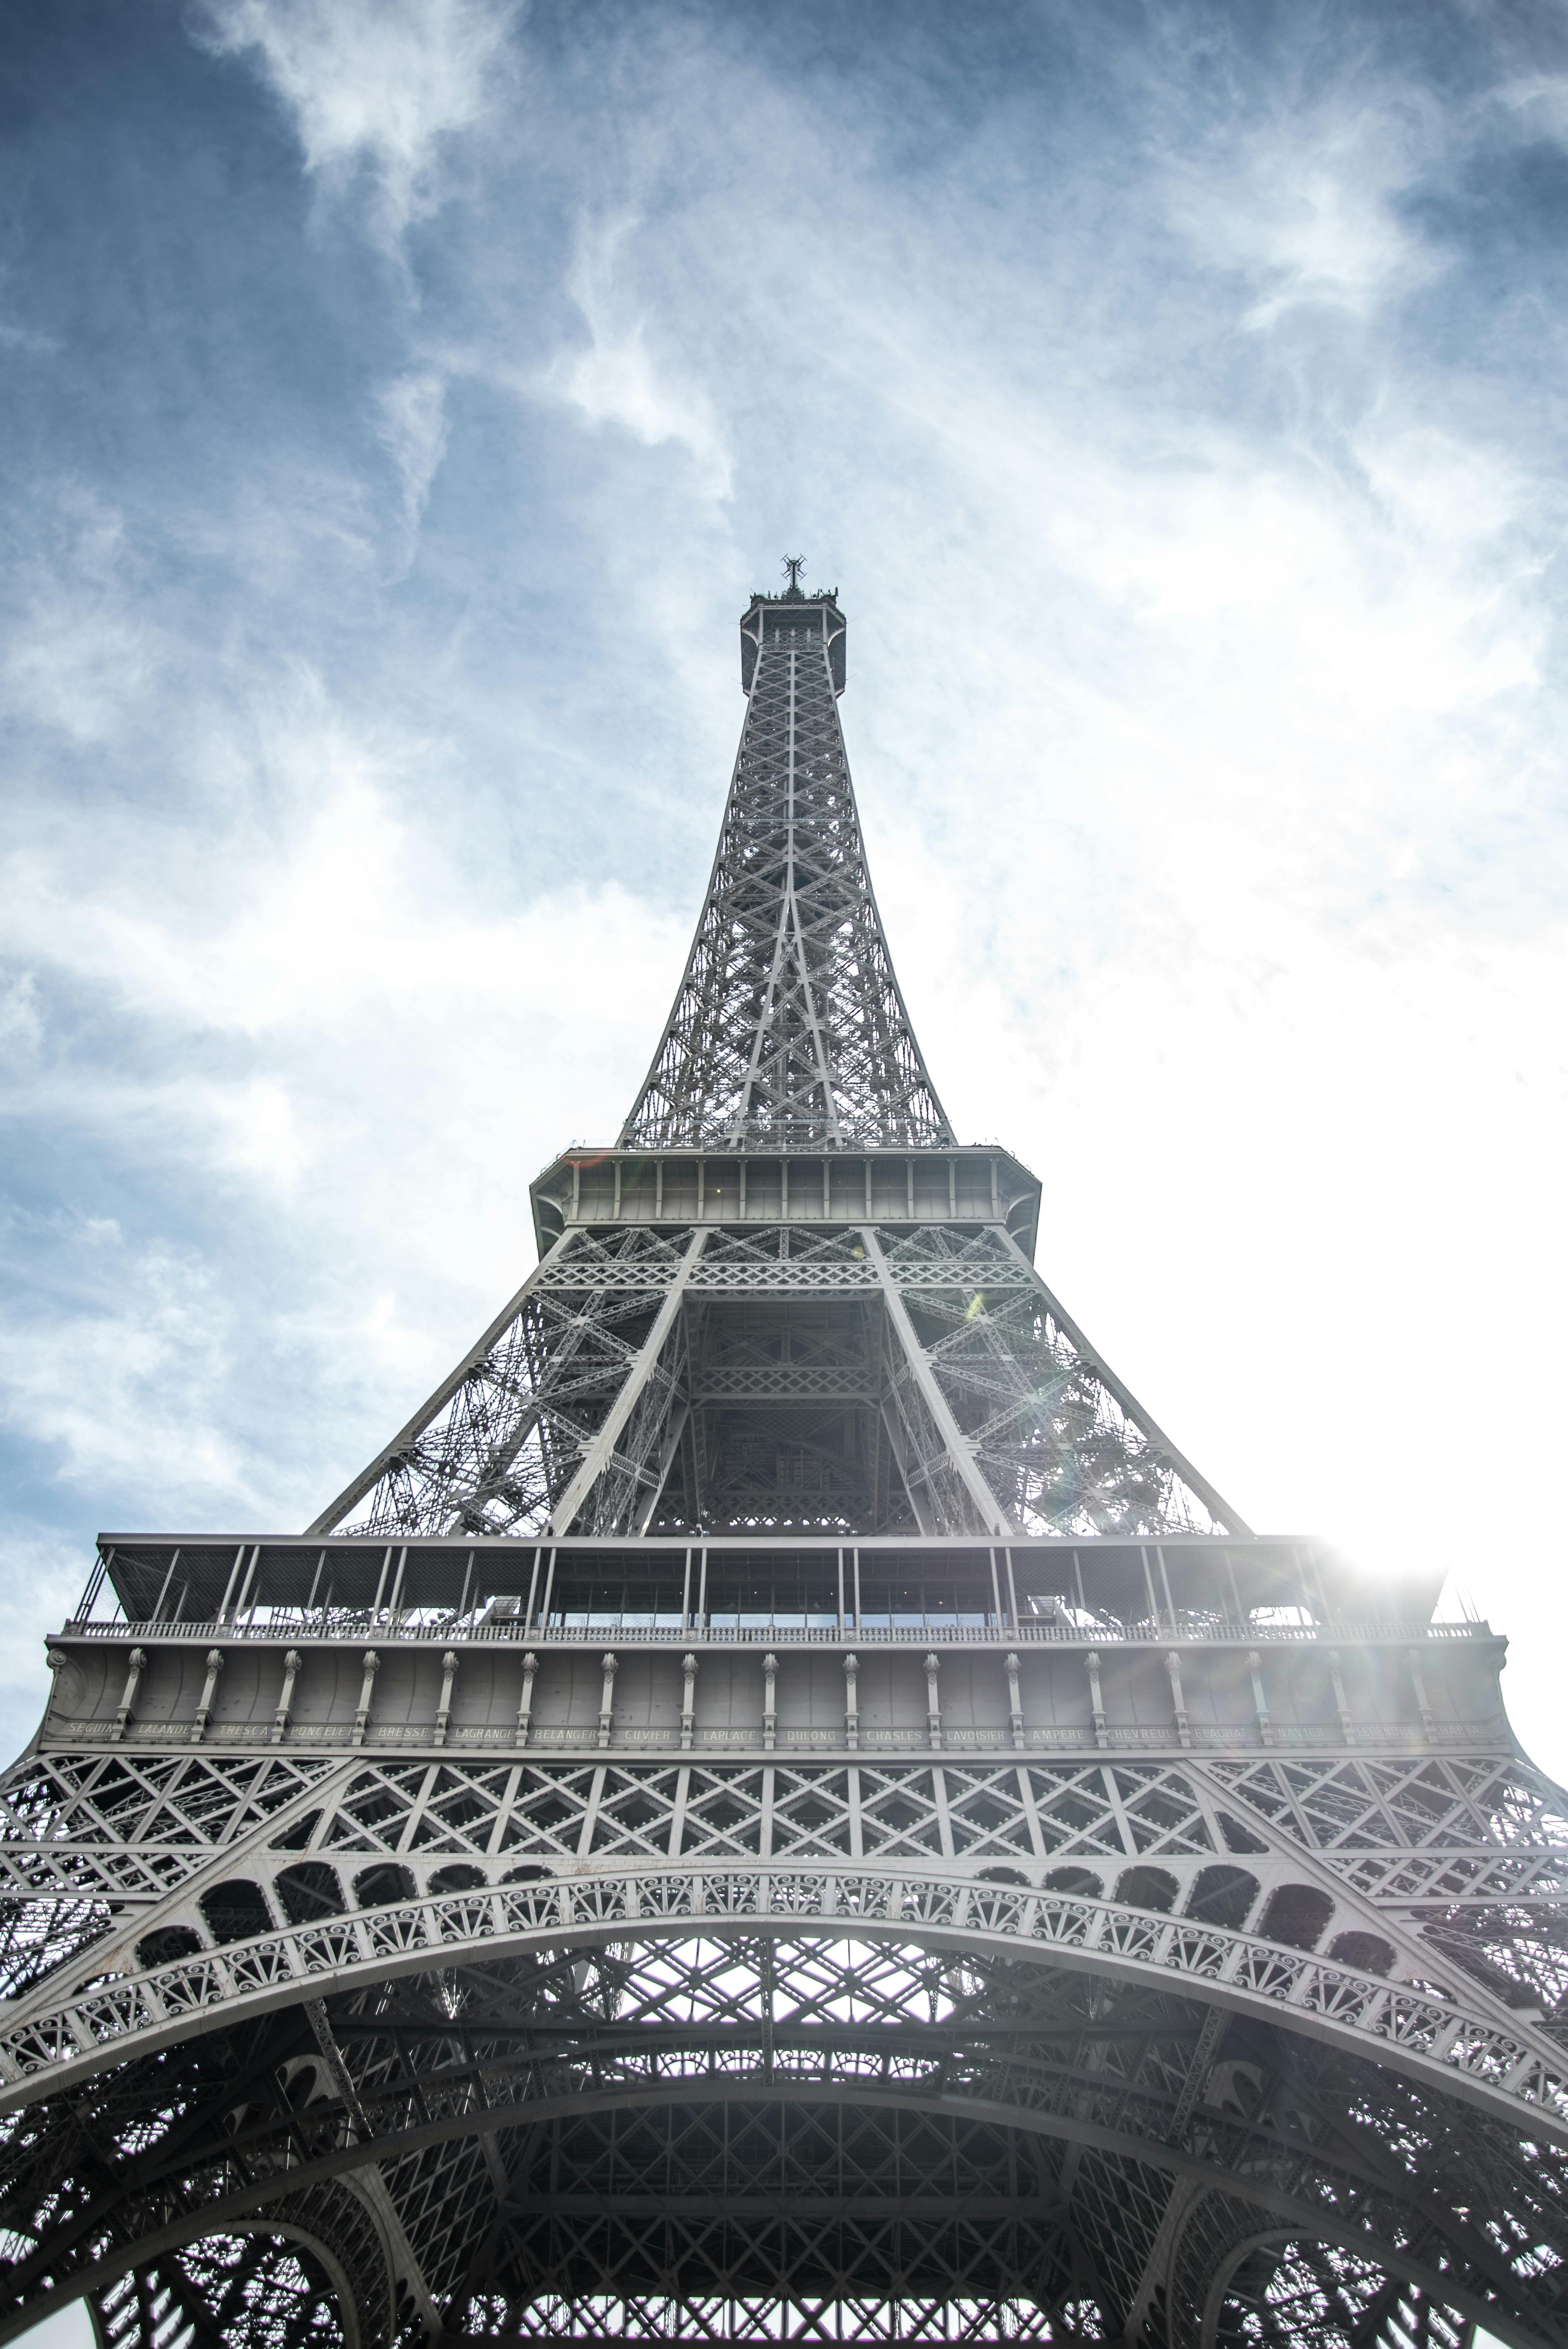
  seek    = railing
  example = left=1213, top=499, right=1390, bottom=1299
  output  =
left=45, top=1715, right=1509, bottom=1755
left=54, top=1614, right=1492, bottom=1650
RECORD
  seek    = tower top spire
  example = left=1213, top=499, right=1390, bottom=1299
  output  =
left=619, top=576, right=950, bottom=1152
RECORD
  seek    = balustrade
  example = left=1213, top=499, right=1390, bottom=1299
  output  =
left=45, top=1712, right=1507, bottom=1754
left=55, top=1612, right=1490, bottom=1649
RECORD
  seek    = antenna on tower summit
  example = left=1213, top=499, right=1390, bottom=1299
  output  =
left=782, top=553, right=806, bottom=593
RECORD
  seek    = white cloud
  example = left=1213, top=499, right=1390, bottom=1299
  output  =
left=1166, top=102, right=1442, bottom=325
left=0, top=485, right=164, bottom=745
left=543, top=215, right=733, bottom=498
left=2, top=604, right=162, bottom=746
left=1495, top=73, right=1568, bottom=141
left=0, top=264, right=57, bottom=358
left=376, top=368, right=451, bottom=571
left=0, top=652, right=692, bottom=1462
left=0, top=319, right=56, bottom=358
left=0, top=976, right=42, bottom=1064
left=0, top=1217, right=251, bottom=1515
left=1048, top=463, right=1539, bottom=743
left=0, top=705, right=678, bottom=1061
left=1354, top=424, right=1534, bottom=547
left=196, top=0, right=519, bottom=239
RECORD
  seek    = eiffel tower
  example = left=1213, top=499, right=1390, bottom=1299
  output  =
left=3, top=569, right=1568, bottom=2349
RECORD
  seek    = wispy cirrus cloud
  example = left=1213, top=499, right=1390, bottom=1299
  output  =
left=542, top=214, right=734, bottom=499
left=1166, top=98, right=1446, bottom=325
left=194, top=0, right=520, bottom=242
left=376, top=368, right=453, bottom=573
left=0, top=1213, right=248, bottom=1513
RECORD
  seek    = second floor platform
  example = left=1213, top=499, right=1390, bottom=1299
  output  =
left=38, top=1530, right=1505, bottom=1761
left=73, top=1530, right=1453, bottom=1648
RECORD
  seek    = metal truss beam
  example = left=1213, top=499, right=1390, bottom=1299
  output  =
left=9, top=2057, right=1554, bottom=2349
left=304, top=1998, right=442, bottom=2339
left=310, top=1211, right=1256, bottom=1543
left=862, top=1223, right=1012, bottom=1537
left=307, top=1233, right=575, bottom=1539
left=547, top=1229, right=707, bottom=1534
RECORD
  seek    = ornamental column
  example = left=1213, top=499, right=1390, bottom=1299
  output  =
left=193, top=1648, right=224, bottom=1742
left=1247, top=1650, right=1273, bottom=1747
left=353, top=1650, right=379, bottom=1747
left=1085, top=1650, right=1107, bottom=1750
left=1166, top=1650, right=1191, bottom=1749
left=112, top=1649, right=146, bottom=1742
left=435, top=1650, right=460, bottom=1747
left=924, top=1652, right=942, bottom=1751
left=273, top=1649, right=301, bottom=1744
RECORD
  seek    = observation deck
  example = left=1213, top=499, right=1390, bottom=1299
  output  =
left=530, top=1144, right=1041, bottom=1257
left=46, top=1530, right=1504, bottom=1761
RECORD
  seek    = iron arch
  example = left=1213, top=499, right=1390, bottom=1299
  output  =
left=3, top=1866, right=1562, bottom=2152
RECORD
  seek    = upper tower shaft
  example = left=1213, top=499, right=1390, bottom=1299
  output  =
left=619, top=587, right=953, bottom=1152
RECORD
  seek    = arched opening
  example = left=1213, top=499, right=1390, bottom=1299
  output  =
left=19, top=1922, right=1534, bottom=2349
left=1258, top=1884, right=1334, bottom=1952
left=430, top=1862, right=488, bottom=1894
left=1327, top=1930, right=1395, bottom=1978
left=975, top=1865, right=1030, bottom=1887
left=275, top=1861, right=347, bottom=1925
left=135, top=1924, right=202, bottom=1970
left=1043, top=1866, right=1102, bottom=1898
left=199, top=1880, right=274, bottom=1946
left=1185, top=1866, right=1258, bottom=1931
left=92, top=2229, right=349, bottom=2349
left=1115, top=1865, right=1179, bottom=1914
left=1210, top=2234, right=1468, bottom=2349
left=353, top=1862, right=416, bottom=1910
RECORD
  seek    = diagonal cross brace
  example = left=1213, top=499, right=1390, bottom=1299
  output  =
left=546, top=1229, right=709, bottom=1534
left=992, top=1225, right=1251, bottom=1537
left=305, top=1998, right=444, bottom=2341
left=861, top=1225, right=1013, bottom=1537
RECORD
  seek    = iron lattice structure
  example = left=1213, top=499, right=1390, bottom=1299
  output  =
left=618, top=592, right=948, bottom=1152
left=3, top=578, right=1568, bottom=2349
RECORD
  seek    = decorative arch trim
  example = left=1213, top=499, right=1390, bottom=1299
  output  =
left=0, top=1866, right=1561, bottom=2137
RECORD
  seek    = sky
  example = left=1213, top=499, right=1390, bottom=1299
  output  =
left=2, top=0, right=1568, bottom=1800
